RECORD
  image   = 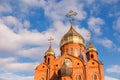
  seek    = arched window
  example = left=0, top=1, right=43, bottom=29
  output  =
left=75, top=48, right=78, bottom=57
left=93, top=75, right=97, bottom=80
left=91, top=54, right=94, bottom=58
left=70, top=48, right=73, bottom=54
left=77, top=75, right=81, bottom=80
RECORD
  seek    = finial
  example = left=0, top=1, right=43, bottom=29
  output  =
left=66, top=10, right=77, bottom=26
left=87, top=33, right=92, bottom=43
left=48, top=37, right=54, bottom=47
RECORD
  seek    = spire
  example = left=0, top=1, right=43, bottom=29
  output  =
left=87, top=33, right=92, bottom=43
left=87, top=33, right=97, bottom=52
left=48, top=36, right=54, bottom=48
left=66, top=10, right=77, bottom=27
left=45, top=37, right=55, bottom=56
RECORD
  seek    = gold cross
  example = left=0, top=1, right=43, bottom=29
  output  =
left=48, top=37, right=54, bottom=46
left=66, top=10, right=77, bottom=25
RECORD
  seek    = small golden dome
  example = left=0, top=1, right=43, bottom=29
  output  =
left=87, top=42, right=97, bottom=52
left=60, top=26, right=85, bottom=47
left=45, top=46, right=55, bottom=56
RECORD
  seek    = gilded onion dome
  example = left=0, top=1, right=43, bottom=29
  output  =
left=45, top=45, right=55, bottom=56
left=87, top=42, right=97, bottom=52
left=60, top=26, right=85, bottom=47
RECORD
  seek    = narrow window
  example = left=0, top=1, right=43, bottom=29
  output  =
left=77, top=75, right=81, bottom=80
left=91, top=54, right=94, bottom=58
left=80, top=50, right=83, bottom=59
left=66, top=48, right=68, bottom=53
left=70, top=48, right=73, bottom=54
left=48, top=58, right=50, bottom=64
left=75, top=48, right=78, bottom=57
left=93, top=75, right=97, bottom=80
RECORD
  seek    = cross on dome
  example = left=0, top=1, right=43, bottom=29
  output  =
left=87, top=33, right=92, bottom=42
left=66, top=10, right=77, bottom=26
left=48, top=37, right=54, bottom=47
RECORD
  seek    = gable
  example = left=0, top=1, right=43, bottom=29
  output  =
left=53, top=54, right=84, bottom=68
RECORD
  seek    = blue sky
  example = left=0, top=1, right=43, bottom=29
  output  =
left=0, top=0, right=120, bottom=80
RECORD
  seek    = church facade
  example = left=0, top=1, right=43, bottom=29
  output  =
left=34, top=11, right=104, bottom=80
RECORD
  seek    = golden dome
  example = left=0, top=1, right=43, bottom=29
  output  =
left=45, top=46, right=55, bottom=56
left=60, top=26, right=85, bottom=47
left=87, top=42, right=97, bottom=52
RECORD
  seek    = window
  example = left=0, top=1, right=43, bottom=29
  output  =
left=75, top=48, right=78, bottom=57
left=92, top=62, right=94, bottom=65
left=77, top=75, right=81, bottom=80
left=56, top=64, right=58, bottom=67
left=91, top=54, right=94, bottom=58
left=80, top=50, right=83, bottom=59
left=48, top=58, right=50, bottom=64
left=93, top=75, right=97, bottom=80
left=42, top=66, right=45, bottom=68
left=70, top=48, right=73, bottom=54
left=66, top=48, right=68, bottom=53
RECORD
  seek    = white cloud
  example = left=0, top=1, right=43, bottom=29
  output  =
left=17, top=47, right=46, bottom=60
left=0, top=19, right=46, bottom=52
left=0, top=57, right=38, bottom=72
left=0, top=1, right=12, bottom=13
left=96, top=37, right=120, bottom=52
left=102, top=0, right=119, bottom=4
left=4, top=62, right=37, bottom=72
left=0, top=22, right=21, bottom=51
left=0, top=72, right=33, bottom=80
left=21, top=0, right=46, bottom=7
left=86, top=0, right=95, bottom=4
left=113, top=17, right=120, bottom=31
left=105, top=76, right=119, bottom=80
left=0, top=57, right=17, bottom=67
left=117, top=47, right=120, bottom=52
left=109, top=12, right=120, bottom=17
left=19, top=0, right=87, bottom=22
left=88, top=17, right=105, bottom=35
left=42, top=0, right=87, bottom=21
left=23, top=20, right=30, bottom=28
left=107, top=65, right=120, bottom=74
left=1, top=16, right=30, bottom=32
left=95, top=38, right=114, bottom=48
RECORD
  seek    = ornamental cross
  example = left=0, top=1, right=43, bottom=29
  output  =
left=66, top=10, right=77, bottom=25
left=87, top=33, right=92, bottom=41
left=48, top=37, right=54, bottom=46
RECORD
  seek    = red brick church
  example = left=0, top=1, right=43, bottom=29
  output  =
left=34, top=11, right=104, bottom=80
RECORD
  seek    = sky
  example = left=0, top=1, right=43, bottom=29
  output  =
left=0, top=0, right=120, bottom=80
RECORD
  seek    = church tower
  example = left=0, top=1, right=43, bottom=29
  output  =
left=44, top=37, right=55, bottom=65
left=34, top=10, right=104, bottom=80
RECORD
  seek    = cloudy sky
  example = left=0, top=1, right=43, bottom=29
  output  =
left=0, top=0, right=120, bottom=80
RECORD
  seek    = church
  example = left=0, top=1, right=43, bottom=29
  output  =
left=34, top=11, right=104, bottom=80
